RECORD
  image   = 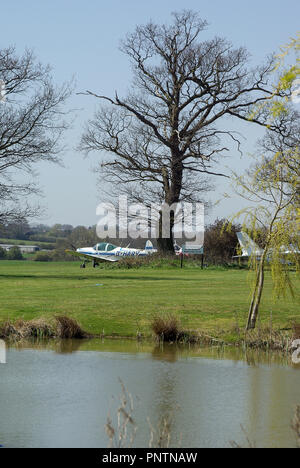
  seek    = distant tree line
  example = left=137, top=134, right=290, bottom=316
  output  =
left=0, top=218, right=252, bottom=265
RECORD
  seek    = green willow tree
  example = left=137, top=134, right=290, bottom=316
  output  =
left=232, top=150, right=299, bottom=330
left=230, top=34, right=299, bottom=330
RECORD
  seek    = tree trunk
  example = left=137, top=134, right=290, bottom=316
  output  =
left=157, top=209, right=175, bottom=253
left=156, top=156, right=182, bottom=254
left=157, top=236, right=174, bottom=253
left=246, top=252, right=266, bottom=330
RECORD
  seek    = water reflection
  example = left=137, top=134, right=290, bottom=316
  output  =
left=6, top=338, right=299, bottom=368
left=151, top=344, right=178, bottom=363
left=1, top=338, right=299, bottom=448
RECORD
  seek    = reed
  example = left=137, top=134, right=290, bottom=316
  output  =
left=105, top=379, right=181, bottom=448
left=241, top=328, right=293, bottom=352
left=105, top=379, right=137, bottom=448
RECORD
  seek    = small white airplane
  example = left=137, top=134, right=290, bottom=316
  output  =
left=66, top=240, right=157, bottom=268
left=234, top=231, right=299, bottom=261
left=174, top=242, right=204, bottom=256
left=174, top=242, right=187, bottom=256
left=234, top=232, right=264, bottom=259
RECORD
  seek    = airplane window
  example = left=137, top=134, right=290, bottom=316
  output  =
left=106, top=244, right=116, bottom=251
left=97, top=243, right=107, bottom=251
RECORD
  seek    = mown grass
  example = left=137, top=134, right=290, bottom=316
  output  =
left=0, top=260, right=299, bottom=340
left=0, top=238, right=55, bottom=248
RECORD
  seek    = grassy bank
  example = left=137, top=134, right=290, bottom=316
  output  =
left=0, top=260, right=299, bottom=342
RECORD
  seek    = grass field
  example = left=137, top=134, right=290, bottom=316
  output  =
left=0, top=260, right=299, bottom=339
left=0, top=238, right=55, bottom=247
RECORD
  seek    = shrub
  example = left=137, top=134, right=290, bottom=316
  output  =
left=50, top=249, right=77, bottom=261
left=0, top=247, right=7, bottom=259
left=33, top=251, right=53, bottom=262
left=7, top=246, right=23, bottom=260
left=107, top=254, right=192, bottom=270
left=204, top=218, right=241, bottom=265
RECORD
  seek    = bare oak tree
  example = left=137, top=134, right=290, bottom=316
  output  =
left=0, top=46, right=71, bottom=225
left=80, top=10, right=288, bottom=252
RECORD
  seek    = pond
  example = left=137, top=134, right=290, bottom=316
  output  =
left=0, top=339, right=299, bottom=448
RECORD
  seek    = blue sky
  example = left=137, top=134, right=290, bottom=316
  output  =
left=1, top=0, right=300, bottom=226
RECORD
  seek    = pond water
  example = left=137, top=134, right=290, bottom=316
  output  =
left=0, top=339, right=299, bottom=448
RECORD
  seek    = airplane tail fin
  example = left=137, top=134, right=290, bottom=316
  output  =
left=145, top=240, right=154, bottom=251
left=237, top=232, right=263, bottom=257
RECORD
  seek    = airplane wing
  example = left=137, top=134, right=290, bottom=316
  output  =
left=65, top=250, right=118, bottom=262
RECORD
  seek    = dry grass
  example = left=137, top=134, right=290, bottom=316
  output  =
left=151, top=313, right=226, bottom=345
left=20, top=318, right=54, bottom=338
left=105, top=379, right=137, bottom=448
left=0, top=321, right=22, bottom=340
left=0, top=318, right=55, bottom=340
left=151, top=314, right=186, bottom=342
left=293, top=324, right=300, bottom=340
left=148, top=410, right=181, bottom=448
left=241, top=328, right=292, bottom=352
left=0, top=316, right=88, bottom=340
left=55, top=315, right=88, bottom=339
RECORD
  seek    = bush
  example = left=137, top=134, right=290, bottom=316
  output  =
left=7, top=246, right=23, bottom=260
left=204, top=219, right=241, bottom=265
left=105, top=254, right=191, bottom=270
left=33, top=251, right=53, bottom=262
left=50, top=249, right=77, bottom=261
left=0, top=247, right=7, bottom=259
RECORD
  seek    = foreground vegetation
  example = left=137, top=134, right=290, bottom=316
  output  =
left=0, top=260, right=299, bottom=343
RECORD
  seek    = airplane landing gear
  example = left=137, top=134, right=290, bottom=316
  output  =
left=93, top=259, right=97, bottom=268
left=80, top=261, right=86, bottom=269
